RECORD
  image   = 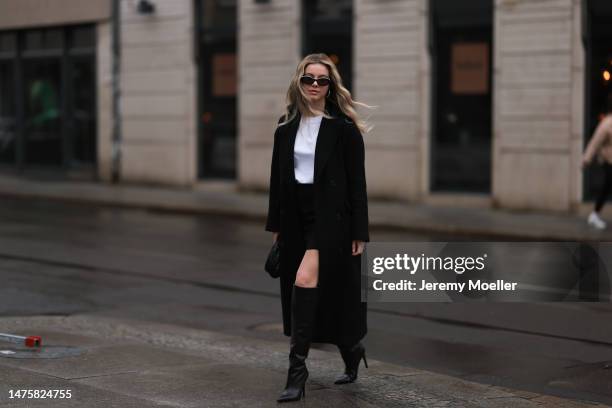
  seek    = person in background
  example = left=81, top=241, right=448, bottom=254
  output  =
left=583, top=92, right=612, bottom=229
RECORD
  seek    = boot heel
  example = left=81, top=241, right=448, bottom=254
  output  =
left=362, top=353, right=368, bottom=368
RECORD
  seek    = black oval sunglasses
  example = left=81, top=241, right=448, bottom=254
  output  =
left=300, top=75, right=331, bottom=87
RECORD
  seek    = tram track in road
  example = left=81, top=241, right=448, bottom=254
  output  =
left=0, top=251, right=279, bottom=300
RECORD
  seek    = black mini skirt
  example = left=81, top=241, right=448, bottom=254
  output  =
left=295, top=182, right=317, bottom=249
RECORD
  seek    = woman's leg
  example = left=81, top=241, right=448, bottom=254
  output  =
left=278, top=249, right=319, bottom=402
left=595, top=163, right=612, bottom=212
left=295, top=249, right=319, bottom=287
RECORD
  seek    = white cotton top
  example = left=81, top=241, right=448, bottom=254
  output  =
left=294, top=114, right=323, bottom=184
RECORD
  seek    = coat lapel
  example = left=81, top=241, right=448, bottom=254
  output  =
left=313, top=116, right=336, bottom=184
left=286, top=112, right=300, bottom=184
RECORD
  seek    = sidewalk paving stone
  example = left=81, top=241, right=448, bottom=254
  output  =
left=0, top=365, right=166, bottom=407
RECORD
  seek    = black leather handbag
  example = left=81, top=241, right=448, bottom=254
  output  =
left=265, top=239, right=281, bottom=278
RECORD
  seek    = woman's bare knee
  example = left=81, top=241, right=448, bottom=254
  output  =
left=295, top=274, right=316, bottom=287
left=295, top=250, right=319, bottom=287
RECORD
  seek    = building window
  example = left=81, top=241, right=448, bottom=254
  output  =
left=0, top=58, right=16, bottom=164
left=0, top=24, right=96, bottom=173
left=302, top=0, right=353, bottom=92
left=196, top=0, right=237, bottom=179
left=429, top=0, right=493, bottom=193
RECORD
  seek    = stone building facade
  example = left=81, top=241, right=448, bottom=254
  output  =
left=0, top=0, right=609, bottom=213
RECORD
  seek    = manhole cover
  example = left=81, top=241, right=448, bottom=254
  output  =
left=0, top=345, right=84, bottom=359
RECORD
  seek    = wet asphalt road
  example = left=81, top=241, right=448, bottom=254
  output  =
left=1, top=198, right=612, bottom=405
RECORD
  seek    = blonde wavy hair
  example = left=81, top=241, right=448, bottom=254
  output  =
left=279, top=53, right=375, bottom=134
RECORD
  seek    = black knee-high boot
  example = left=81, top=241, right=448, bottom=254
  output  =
left=334, top=341, right=368, bottom=384
left=277, top=284, right=319, bottom=403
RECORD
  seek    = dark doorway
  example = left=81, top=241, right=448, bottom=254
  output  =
left=0, top=25, right=96, bottom=177
left=583, top=0, right=612, bottom=200
left=195, top=0, right=237, bottom=180
left=0, top=45, right=17, bottom=165
left=23, top=58, right=62, bottom=166
left=430, top=0, right=493, bottom=193
left=302, top=0, right=353, bottom=92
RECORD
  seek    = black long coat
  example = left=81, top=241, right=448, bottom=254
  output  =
left=265, top=101, right=369, bottom=346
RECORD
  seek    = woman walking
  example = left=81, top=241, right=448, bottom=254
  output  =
left=583, top=93, right=612, bottom=229
left=265, top=53, right=373, bottom=403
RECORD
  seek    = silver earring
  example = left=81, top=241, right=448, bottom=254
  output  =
left=327, top=89, right=331, bottom=97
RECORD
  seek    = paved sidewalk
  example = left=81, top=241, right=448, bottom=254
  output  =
left=0, top=315, right=608, bottom=408
left=0, top=175, right=609, bottom=241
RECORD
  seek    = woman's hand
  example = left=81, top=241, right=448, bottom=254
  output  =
left=273, top=232, right=279, bottom=243
left=352, top=240, right=365, bottom=256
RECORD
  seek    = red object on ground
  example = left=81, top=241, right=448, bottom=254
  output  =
left=24, top=336, right=42, bottom=348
